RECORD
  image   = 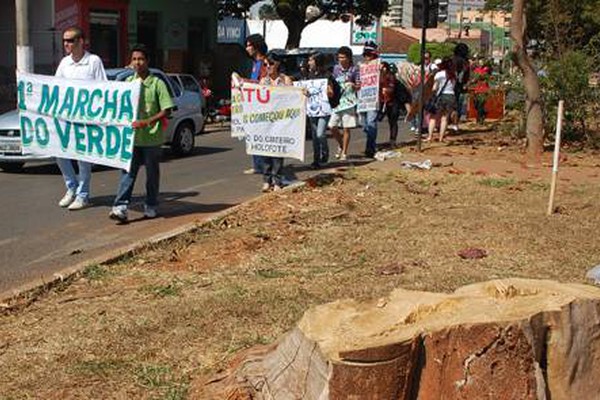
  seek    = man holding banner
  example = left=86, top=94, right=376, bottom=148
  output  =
left=109, top=45, right=174, bottom=223
left=54, top=26, right=107, bottom=210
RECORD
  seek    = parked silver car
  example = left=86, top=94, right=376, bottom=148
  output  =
left=0, top=109, right=53, bottom=172
left=107, top=68, right=205, bottom=156
left=167, top=73, right=206, bottom=115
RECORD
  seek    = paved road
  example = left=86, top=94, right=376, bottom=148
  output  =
left=0, top=121, right=413, bottom=297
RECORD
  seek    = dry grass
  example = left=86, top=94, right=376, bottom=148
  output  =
left=2, top=140, right=600, bottom=399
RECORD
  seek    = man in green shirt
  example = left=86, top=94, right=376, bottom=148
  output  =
left=109, top=44, right=175, bottom=223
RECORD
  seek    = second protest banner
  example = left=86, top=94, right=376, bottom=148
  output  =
left=231, top=79, right=306, bottom=161
left=357, top=60, right=380, bottom=113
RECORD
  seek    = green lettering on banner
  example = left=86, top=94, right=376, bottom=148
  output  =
left=53, top=118, right=71, bottom=150
left=20, top=116, right=34, bottom=145
left=119, top=91, right=134, bottom=122
left=120, top=126, right=133, bottom=161
left=17, top=81, right=26, bottom=110
left=74, top=122, right=86, bottom=154
left=105, top=125, right=121, bottom=159
left=102, top=90, right=118, bottom=120
left=86, top=124, right=104, bottom=155
left=34, top=118, right=49, bottom=147
left=73, top=89, right=90, bottom=119
left=88, top=89, right=102, bottom=118
left=38, top=84, right=60, bottom=115
left=58, top=87, right=75, bottom=118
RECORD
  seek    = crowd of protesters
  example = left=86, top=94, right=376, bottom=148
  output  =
left=235, top=34, right=497, bottom=192
left=48, top=26, right=495, bottom=221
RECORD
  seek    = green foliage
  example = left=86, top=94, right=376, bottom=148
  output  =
left=541, top=50, right=599, bottom=143
left=82, top=264, right=110, bottom=281
left=407, top=42, right=457, bottom=64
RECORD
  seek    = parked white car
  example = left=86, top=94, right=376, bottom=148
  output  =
left=106, top=68, right=205, bottom=156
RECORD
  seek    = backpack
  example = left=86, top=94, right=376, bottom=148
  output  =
left=327, top=77, right=342, bottom=109
left=394, top=78, right=412, bottom=105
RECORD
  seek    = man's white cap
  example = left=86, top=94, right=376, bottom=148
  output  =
left=434, top=58, right=442, bottom=65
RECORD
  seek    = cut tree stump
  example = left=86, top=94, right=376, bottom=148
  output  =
left=194, top=279, right=600, bottom=399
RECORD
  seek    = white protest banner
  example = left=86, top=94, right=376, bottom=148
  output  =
left=16, top=71, right=140, bottom=171
left=357, top=60, right=380, bottom=113
left=293, top=79, right=331, bottom=117
left=231, top=80, right=306, bottom=161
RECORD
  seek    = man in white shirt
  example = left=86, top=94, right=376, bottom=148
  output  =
left=54, top=26, right=107, bottom=210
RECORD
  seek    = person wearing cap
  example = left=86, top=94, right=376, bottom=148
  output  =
left=359, top=41, right=381, bottom=158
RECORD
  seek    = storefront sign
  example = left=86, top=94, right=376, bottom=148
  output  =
left=351, top=19, right=379, bottom=45
left=17, top=72, right=141, bottom=171
left=217, top=17, right=246, bottom=45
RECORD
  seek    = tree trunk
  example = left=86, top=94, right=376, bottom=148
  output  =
left=283, top=16, right=305, bottom=49
left=511, top=0, right=544, bottom=161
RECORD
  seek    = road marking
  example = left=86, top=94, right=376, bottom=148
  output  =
left=179, top=178, right=228, bottom=193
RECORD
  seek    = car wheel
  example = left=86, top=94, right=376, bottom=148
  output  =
left=0, top=162, right=25, bottom=173
left=171, top=121, right=195, bottom=156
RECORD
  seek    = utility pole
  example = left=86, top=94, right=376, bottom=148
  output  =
left=458, top=0, right=465, bottom=39
left=16, top=0, right=34, bottom=72
left=417, top=0, right=430, bottom=152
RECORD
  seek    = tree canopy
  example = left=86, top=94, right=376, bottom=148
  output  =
left=217, top=0, right=388, bottom=49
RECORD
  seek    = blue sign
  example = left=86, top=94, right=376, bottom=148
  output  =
left=217, top=18, right=246, bottom=45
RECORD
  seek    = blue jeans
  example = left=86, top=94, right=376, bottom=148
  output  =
left=56, top=158, right=92, bottom=200
left=113, top=146, right=161, bottom=208
left=309, top=116, right=330, bottom=165
left=362, top=110, right=378, bottom=156
left=252, top=155, right=264, bottom=173
left=263, top=156, right=284, bottom=186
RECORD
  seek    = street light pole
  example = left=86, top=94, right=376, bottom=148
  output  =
left=16, top=0, right=34, bottom=72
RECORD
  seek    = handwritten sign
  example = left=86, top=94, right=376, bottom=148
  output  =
left=17, top=71, right=140, bottom=171
left=231, top=79, right=306, bottom=161
left=293, top=79, right=331, bottom=117
left=357, top=60, right=380, bottom=113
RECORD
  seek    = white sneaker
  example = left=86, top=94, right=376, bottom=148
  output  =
left=67, top=197, right=89, bottom=210
left=109, top=206, right=128, bottom=222
left=340, top=153, right=347, bottom=161
left=334, top=147, right=343, bottom=159
left=261, top=182, right=271, bottom=192
left=273, top=185, right=283, bottom=191
left=243, top=168, right=256, bottom=175
left=58, top=190, right=76, bottom=207
left=144, top=205, right=157, bottom=219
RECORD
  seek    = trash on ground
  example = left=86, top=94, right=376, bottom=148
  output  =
left=458, top=248, right=488, bottom=260
left=401, top=159, right=432, bottom=170
left=374, top=150, right=401, bottom=162
left=586, top=264, right=600, bottom=284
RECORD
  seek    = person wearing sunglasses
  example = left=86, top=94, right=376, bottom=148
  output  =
left=54, top=26, right=107, bottom=210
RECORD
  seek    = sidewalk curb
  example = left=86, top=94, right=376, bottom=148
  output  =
left=0, top=179, right=307, bottom=311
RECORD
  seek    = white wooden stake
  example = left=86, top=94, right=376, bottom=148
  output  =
left=547, top=100, right=564, bottom=215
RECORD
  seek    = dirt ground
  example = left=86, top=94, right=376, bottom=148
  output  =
left=2, top=124, right=600, bottom=399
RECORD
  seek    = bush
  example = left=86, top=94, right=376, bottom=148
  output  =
left=407, top=42, right=457, bottom=64
left=541, top=50, right=599, bottom=143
